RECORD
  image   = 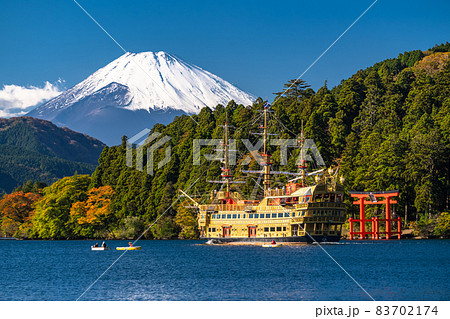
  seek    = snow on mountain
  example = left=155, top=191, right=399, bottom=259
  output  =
left=32, top=51, right=255, bottom=115
left=28, top=51, right=255, bottom=145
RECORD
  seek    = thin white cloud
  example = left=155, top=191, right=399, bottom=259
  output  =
left=0, top=81, right=63, bottom=118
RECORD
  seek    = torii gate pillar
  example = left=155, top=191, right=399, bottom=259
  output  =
left=348, top=190, right=401, bottom=240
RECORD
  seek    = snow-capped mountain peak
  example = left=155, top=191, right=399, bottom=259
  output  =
left=35, top=51, right=255, bottom=115
left=28, top=51, right=255, bottom=145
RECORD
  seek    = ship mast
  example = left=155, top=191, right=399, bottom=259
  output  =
left=298, top=120, right=307, bottom=186
left=208, top=112, right=245, bottom=203
left=262, top=103, right=271, bottom=195
left=223, top=113, right=231, bottom=198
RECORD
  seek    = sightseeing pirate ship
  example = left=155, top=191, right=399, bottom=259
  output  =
left=181, top=103, right=346, bottom=243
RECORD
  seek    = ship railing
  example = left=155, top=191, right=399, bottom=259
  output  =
left=200, top=204, right=249, bottom=212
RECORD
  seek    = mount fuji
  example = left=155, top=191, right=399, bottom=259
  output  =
left=28, top=51, right=255, bottom=145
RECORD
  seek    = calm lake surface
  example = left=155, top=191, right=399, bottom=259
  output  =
left=0, top=239, right=448, bottom=301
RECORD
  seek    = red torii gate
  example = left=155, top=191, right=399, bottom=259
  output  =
left=348, top=190, right=401, bottom=240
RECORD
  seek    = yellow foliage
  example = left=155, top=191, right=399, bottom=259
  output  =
left=69, top=186, right=115, bottom=225
left=413, top=52, right=450, bottom=76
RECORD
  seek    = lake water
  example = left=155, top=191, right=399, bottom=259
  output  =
left=0, top=239, right=448, bottom=301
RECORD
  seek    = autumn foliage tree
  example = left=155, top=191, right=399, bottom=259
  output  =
left=0, top=191, right=42, bottom=237
left=31, top=175, right=91, bottom=239
left=69, top=186, right=115, bottom=238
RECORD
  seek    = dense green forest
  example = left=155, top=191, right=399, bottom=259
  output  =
left=0, top=117, right=105, bottom=194
left=1, top=43, right=449, bottom=239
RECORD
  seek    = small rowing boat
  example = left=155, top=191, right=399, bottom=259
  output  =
left=91, top=246, right=110, bottom=251
left=116, top=246, right=141, bottom=251
left=262, top=243, right=282, bottom=248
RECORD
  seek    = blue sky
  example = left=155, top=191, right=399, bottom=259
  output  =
left=0, top=0, right=449, bottom=115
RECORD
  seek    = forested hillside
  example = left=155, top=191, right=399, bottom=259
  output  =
left=0, top=117, right=105, bottom=194
left=1, top=43, right=449, bottom=239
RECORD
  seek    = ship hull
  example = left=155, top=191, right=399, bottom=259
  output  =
left=203, top=235, right=341, bottom=244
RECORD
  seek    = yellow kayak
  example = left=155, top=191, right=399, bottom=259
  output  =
left=116, top=246, right=141, bottom=250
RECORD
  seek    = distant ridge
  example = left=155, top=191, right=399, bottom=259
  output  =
left=0, top=117, right=105, bottom=194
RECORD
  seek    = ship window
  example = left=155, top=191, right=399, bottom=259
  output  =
left=232, top=214, right=237, bottom=219
left=284, top=212, right=290, bottom=217
left=266, top=214, right=270, bottom=218
left=227, top=214, right=231, bottom=219
left=321, top=211, right=325, bottom=216
left=212, top=228, right=216, bottom=232
left=222, top=214, right=226, bottom=219
left=208, top=228, right=211, bottom=232
left=271, top=213, right=276, bottom=218
left=238, top=214, right=241, bottom=218
left=276, top=227, right=281, bottom=231
left=249, top=214, right=253, bottom=218
left=283, top=227, right=286, bottom=231
left=264, top=227, right=269, bottom=232
left=292, top=212, right=296, bottom=217
left=278, top=213, right=283, bottom=218
left=270, top=227, right=275, bottom=232
left=254, top=214, right=259, bottom=218
left=305, top=196, right=310, bottom=202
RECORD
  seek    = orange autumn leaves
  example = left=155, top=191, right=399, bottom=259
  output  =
left=0, top=177, right=115, bottom=238
left=0, top=191, right=42, bottom=237
left=70, top=186, right=114, bottom=225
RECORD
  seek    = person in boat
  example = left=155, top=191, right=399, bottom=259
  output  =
left=128, top=242, right=133, bottom=247
left=271, top=240, right=276, bottom=245
left=102, top=241, right=106, bottom=248
left=94, top=243, right=99, bottom=247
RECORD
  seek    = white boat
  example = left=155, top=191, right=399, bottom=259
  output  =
left=262, top=243, right=282, bottom=248
left=91, top=246, right=111, bottom=251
